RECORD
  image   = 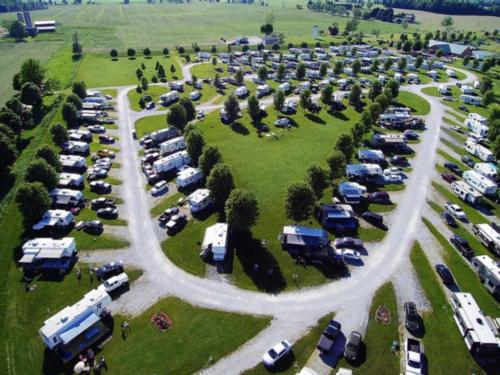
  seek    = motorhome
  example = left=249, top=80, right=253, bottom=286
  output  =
left=472, top=224, right=500, bottom=256
left=159, top=91, right=180, bottom=106
left=235, top=86, right=249, bottom=98
left=176, top=167, right=203, bottom=188
left=153, top=150, right=191, bottom=174
left=256, top=84, right=271, bottom=98
left=279, top=225, right=333, bottom=260
left=432, top=61, right=444, bottom=69
left=474, top=163, right=497, bottom=182
left=32, top=210, right=75, bottom=231
left=446, top=68, right=457, bottom=78
left=346, top=164, right=383, bottom=178
left=59, top=155, right=86, bottom=171
left=460, top=94, right=481, bottom=105
left=150, top=127, right=180, bottom=144
left=358, top=149, right=385, bottom=163
left=471, top=256, right=500, bottom=295
left=39, top=288, right=112, bottom=361
left=62, top=141, right=89, bottom=155
left=450, top=292, right=499, bottom=357
left=465, top=141, right=494, bottom=162
left=19, top=237, right=77, bottom=272
left=58, top=173, right=84, bottom=189
left=187, top=188, right=212, bottom=213
left=159, top=136, right=186, bottom=156
left=338, top=182, right=366, bottom=204
left=438, top=85, right=450, bottom=95
left=463, top=170, right=497, bottom=196
left=168, top=81, right=184, bottom=91
left=393, top=72, right=402, bottom=82
left=201, top=223, right=228, bottom=261
left=371, top=134, right=406, bottom=148
left=465, top=119, right=489, bottom=138
left=50, top=188, right=84, bottom=207
left=450, top=181, right=482, bottom=205
left=317, top=204, right=358, bottom=231
left=68, top=129, right=92, bottom=142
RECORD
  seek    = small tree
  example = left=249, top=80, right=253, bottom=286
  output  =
left=397, top=57, right=407, bottom=71
left=371, top=58, right=380, bottom=73
left=143, top=47, right=151, bottom=57
left=360, top=110, right=373, bottom=133
left=276, top=64, right=286, bottom=82
left=50, top=123, right=68, bottom=146
left=375, top=92, right=392, bottom=111
left=72, top=32, right=82, bottom=57
left=273, top=90, right=285, bottom=112
left=199, top=145, right=223, bottom=177
left=110, top=49, right=118, bottom=59
left=369, top=102, right=383, bottom=122
left=62, top=102, right=79, bottom=127
left=180, top=97, right=196, bottom=122
left=167, top=103, right=187, bottom=133
left=321, top=85, right=334, bottom=105
left=493, top=135, right=500, bottom=162
left=224, top=94, right=240, bottom=122
left=170, top=64, right=176, bottom=75
left=306, top=164, right=329, bottom=198
left=480, top=76, right=493, bottom=95
left=0, top=109, right=22, bottom=135
left=319, top=62, right=328, bottom=77
left=9, top=20, right=26, bottom=41
left=368, top=80, right=382, bottom=101
left=186, top=129, right=205, bottom=166
left=300, top=89, right=312, bottom=111
left=327, top=151, right=346, bottom=179
left=384, top=79, right=399, bottom=99
left=352, top=59, right=361, bottom=75
left=349, top=83, right=362, bottom=107
left=36, top=144, right=62, bottom=172
left=260, top=23, right=273, bottom=35
left=127, top=48, right=136, bottom=58
left=207, top=163, right=234, bottom=210
left=247, top=95, right=261, bottom=122
left=135, top=68, right=143, bottom=80
left=12, top=73, right=21, bottom=91
left=384, top=58, right=393, bottom=72
left=25, top=159, right=58, bottom=190
left=162, top=47, right=169, bottom=55
left=141, top=76, right=149, bottom=91
left=20, top=58, right=45, bottom=87
left=415, top=56, right=423, bottom=69
left=72, top=81, right=87, bottom=99
left=20, top=82, right=42, bottom=106
left=441, top=16, right=454, bottom=29
left=0, top=134, right=18, bottom=175
left=235, top=70, right=244, bottom=86
left=284, top=182, right=316, bottom=222
left=296, top=63, right=306, bottom=80
left=333, top=61, right=343, bottom=76
left=66, top=93, right=83, bottom=110
left=257, top=66, right=268, bottom=82
left=15, top=182, right=51, bottom=225
left=335, top=133, right=354, bottom=161
left=482, top=91, right=495, bottom=107
left=350, top=122, right=365, bottom=146
left=225, top=189, right=259, bottom=232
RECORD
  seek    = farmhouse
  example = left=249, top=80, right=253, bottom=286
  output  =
left=19, top=237, right=77, bottom=272
left=428, top=40, right=473, bottom=57
left=201, top=223, right=229, bottom=261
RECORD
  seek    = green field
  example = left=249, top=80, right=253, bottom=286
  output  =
left=395, top=91, right=431, bottom=115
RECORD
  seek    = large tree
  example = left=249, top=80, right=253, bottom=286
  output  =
left=349, top=83, right=362, bottom=108
left=296, top=63, right=306, bottom=80
left=276, top=64, right=286, bottom=82
left=180, top=97, right=196, bottom=122
left=72, top=81, right=87, bottom=99
left=306, top=164, right=329, bottom=198
left=225, top=189, right=260, bottom=233
left=321, top=85, right=334, bottom=105
left=50, top=123, right=68, bottom=146
left=257, top=66, right=268, bottom=82
left=0, top=134, right=18, bottom=175
left=207, top=163, right=235, bottom=210
left=335, top=134, right=354, bottom=161
left=284, top=182, right=316, bottom=222
left=299, top=89, right=312, bottom=111
left=384, top=79, right=399, bottom=99
left=368, top=80, right=383, bottom=101
left=327, top=151, right=346, bottom=179
left=35, top=144, right=62, bottom=172
left=20, top=58, right=45, bottom=87
left=199, top=145, right=222, bottom=178
left=0, top=109, right=22, bottom=135
left=247, top=95, right=261, bottom=122
left=20, top=82, right=42, bottom=106
left=15, top=182, right=51, bottom=225
left=66, top=93, right=83, bottom=110
left=9, top=20, right=26, bottom=41
left=273, top=90, right=285, bottom=112
left=62, top=102, right=79, bottom=127
left=224, top=94, right=240, bottom=122
left=167, top=103, right=187, bottom=132
left=352, top=59, right=361, bottom=75
left=186, top=129, right=205, bottom=167
left=25, top=159, right=58, bottom=190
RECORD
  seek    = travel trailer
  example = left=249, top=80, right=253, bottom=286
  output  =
left=159, top=91, right=180, bottom=106
left=463, top=170, right=497, bottom=196
left=159, top=136, right=186, bottom=156
left=187, top=188, right=212, bottom=213
left=153, top=150, right=191, bottom=174
left=450, top=181, right=482, bottom=205
left=471, top=256, right=500, bottom=295
left=201, top=223, right=228, bottom=261
left=472, top=224, right=500, bottom=256
left=465, top=141, right=494, bottom=162
left=473, top=163, right=497, bottom=182
left=176, top=167, right=203, bottom=188
left=19, top=237, right=77, bottom=272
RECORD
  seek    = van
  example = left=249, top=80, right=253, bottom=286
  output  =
left=99, top=272, right=129, bottom=293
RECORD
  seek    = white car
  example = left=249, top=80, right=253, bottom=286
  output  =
left=444, top=202, right=467, bottom=220
left=338, top=249, right=361, bottom=262
left=384, top=167, right=403, bottom=176
left=384, top=174, right=403, bottom=184
left=262, top=340, right=291, bottom=367
left=98, top=272, right=129, bottom=293
left=151, top=180, right=169, bottom=196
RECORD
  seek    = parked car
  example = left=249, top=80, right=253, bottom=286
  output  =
left=366, top=192, right=390, bottom=203
left=151, top=180, right=169, bottom=196
left=338, top=248, right=361, bottom=262
left=99, top=272, right=129, bottom=293
left=441, top=172, right=457, bottom=183
left=404, top=130, right=419, bottom=140
left=440, top=211, right=457, bottom=227
left=88, top=125, right=106, bottom=133
left=165, top=213, right=187, bottom=235
left=459, top=105, right=468, bottom=112
left=333, top=237, right=363, bottom=249
left=96, top=149, right=116, bottom=159
left=344, top=331, right=362, bottom=362
left=87, top=168, right=108, bottom=181
left=97, top=207, right=118, bottom=219
left=196, top=110, right=205, bottom=120
left=262, top=340, right=292, bottom=367
left=461, top=155, right=475, bottom=168
left=275, top=118, right=291, bottom=128
left=89, top=180, right=112, bottom=194
left=145, top=101, right=155, bottom=110
left=75, top=220, right=103, bottom=235
left=158, top=207, right=179, bottom=225
left=435, top=264, right=454, bottom=284
left=450, top=234, right=474, bottom=258
left=95, top=261, right=124, bottom=281
left=390, top=155, right=408, bottom=166
left=404, top=302, right=421, bottom=333
left=444, top=162, right=461, bottom=176
left=99, top=135, right=115, bottom=144
left=316, top=321, right=341, bottom=354
left=405, top=338, right=424, bottom=375
left=90, top=197, right=116, bottom=210
left=444, top=202, right=466, bottom=220
left=362, top=211, right=384, bottom=225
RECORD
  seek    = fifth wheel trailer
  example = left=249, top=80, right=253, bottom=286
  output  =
left=463, top=170, right=497, bottom=196
left=153, top=150, right=191, bottom=174
left=465, top=141, right=494, bottom=162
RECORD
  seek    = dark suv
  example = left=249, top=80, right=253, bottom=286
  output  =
left=404, top=302, right=420, bottom=333
left=95, top=261, right=124, bottom=281
left=444, top=162, right=462, bottom=176
left=450, top=234, right=474, bottom=258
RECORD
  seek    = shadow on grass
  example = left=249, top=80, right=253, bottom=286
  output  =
left=260, top=352, right=296, bottom=373
left=305, top=113, right=326, bottom=125
left=233, top=231, right=286, bottom=293
left=230, top=121, right=250, bottom=136
left=327, top=110, right=349, bottom=121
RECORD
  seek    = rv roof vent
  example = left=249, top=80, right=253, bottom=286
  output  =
left=477, top=318, right=484, bottom=325
left=61, top=315, right=68, bottom=323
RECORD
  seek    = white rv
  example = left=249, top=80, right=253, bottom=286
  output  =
left=474, top=163, right=497, bottom=181
left=446, top=68, right=457, bottom=78
left=393, top=72, right=402, bottom=82
left=465, top=119, right=488, bottom=138
left=32, top=210, right=75, bottom=231
left=159, top=136, right=186, bottom=156
left=277, top=82, right=291, bottom=93
left=463, top=170, right=497, bottom=196
left=235, top=86, right=249, bottom=98
left=150, top=127, right=180, bottom=143
left=201, top=223, right=228, bottom=261
left=450, top=292, right=500, bottom=357
left=469, top=113, right=487, bottom=125
left=472, top=224, right=500, bottom=256
left=19, top=237, right=77, bottom=270
left=450, top=181, right=482, bottom=205
left=39, top=288, right=111, bottom=350
left=83, top=96, right=107, bottom=105
left=471, top=256, right=500, bottom=295
left=256, top=84, right=271, bottom=98
left=59, top=155, right=87, bottom=170
left=346, top=164, right=383, bottom=178
left=465, top=141, right=494, bottom=162
left=62, top=141, right=90, bottom=155
left=153, top=150, right=191, bottom=174
left=460, top=94, right=481, bottom=105
left=168, top=81, right=184, bottom=91
left=58, top=173, right=84, bottom=189
left=427, top=70, right=439, bottom=79
left=460, top=85, right=475, bottom=95
left=159, top=91, right=180, bottom=106
left=338, top=182, right=367, bottom=205
left=438, top=85, right=450, bottom=95
left=187, top=188, right=212, bottom=213
left=176, top=167, right=203, bottom=188
left=50, top=188, right=84, bottom=207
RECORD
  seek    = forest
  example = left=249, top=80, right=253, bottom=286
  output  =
left=382, top=0, right=500, bottom=16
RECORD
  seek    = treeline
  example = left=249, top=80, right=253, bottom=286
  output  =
left=382, top=0, right=500, bottom=17
left=0, top=0, right=48, bottom=13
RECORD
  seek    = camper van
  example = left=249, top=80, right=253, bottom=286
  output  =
left=472, top=224, right=500, bottom=256
left=474, top=163, right=497, bottom=182
left=465, top=141, right=494, bottom=162
left=460, top=95, right=481, bottom=106
left=187, top=189, right=212, bottom=213
left=176, top=167, right=203, bottom=188
left=471, top=256, right=500, bottom=295
left=450, top=181, right=482, bottom=205
left=463, top=170, right=497, bottom=196
left=159, top=136, right=186, bottom=156
left=159, top=91, right=180, bottom=106
left=450, top=292, right=499, bottom=357
left=201, top=223, right=228, bottom=261
left=153, top=150, right=191, bottom=174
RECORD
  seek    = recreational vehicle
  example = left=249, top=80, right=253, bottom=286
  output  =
left=58, top=173, right=84, bottom=189
left=465, top=119, right=489, bottom=138
left=187, top=188, right=212, bottom=213
left=450, top=292, right=499, bottom=357
left=338, top=182, right=366, bottom=205
left=465, top=141, right=494, bottom=162
left=469, top=113, right=487, bottom=125
left=59, top=155, right=87, bottom=171
left=159, top=91, right=180, bottom=106
left=235, top=86, right=249, bottom=98
left=446, top=68, right=457, bottom=78
left=317, top=204, right=358, bottom=231
left=32, top=210, right=75, bottom=231
left=256, top=84, right=271, bottom=98
left=460, top=95, right=481, bottom=106
left=358, top=149, right=385, bottom=163
left=150, top=127, right=180, bottom=144
left=201, top=223, right=228, bottom=261
left=474, top=163, right=497, bottom=181
left=153, top=150, right=191, bottom=174
left=19, top=237, right=77, bottom=272
left=50, top=188, right=84, bottom=207
left=62, top=141, right=90, bottom=155
left=346, top=164, right=383, bottom=178
left=460, top=85, right=475, bottom=95
left=472, top=224, right=500, bottom=256
left=463, top=170, right=497, bottom=196
left=159, top=136, right=186, bottom=156
left=471, top=256, right=500, bottom=295
left=279, top=225, right=335, bottom=261
left=450, top=181, right=482, bottom=205
left=176, top=167, right=203, bottom=188
left=438, top=85, right=450, bottom=95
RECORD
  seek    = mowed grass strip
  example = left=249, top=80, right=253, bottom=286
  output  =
left=395, top=91, right=431, bottom=115
left=150, top=192, right=182, bottom=217
left=436, top=148, right=467, bottom=170
left=409, top=242, right=484, bottom=375
left=422, top=218, right=498, bottom=316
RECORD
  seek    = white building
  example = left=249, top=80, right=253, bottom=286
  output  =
left=187, top=188, right=212, bottom=213
left=471, top=256, right=500, bottom=295
left=153, top=150, right=191, bottom=174
left=201, top=223, right=228, bottom=261
left=159, top=136, right=186, bottom=156
left=463, top=170, right=497, bottom=196
left=32, top=210, right=74, bottom=231
left=176, top=167, right=203, bottom=188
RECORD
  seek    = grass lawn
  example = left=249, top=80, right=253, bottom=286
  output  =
left=243, top=313, right=333, bottom=375
left=72, top=230, right=130, bottom=251
left=445, top=110, right=466, bottom=123
left=432, top=181, right=489, bottom=225
left=394, top=91, right=430, bottom=115
left=150, top=192, right=182, bottom=217
left=191, top=62, right=230, bottom=79
left=422, top=219, right=498, bottom=317
left=436, top=148, right=467, bottom=170
left=76, top=53, right=183, bottom=88
left=369, top=203, right=397, bottom=213
left=420, top=86, right=441, bottom=97
left=76, top=207, right=127, bottom=226
left=442, top=127, right=467, bottom=144
left=339, top=282, right=400, bottom=374
left=410, top=242, right=486, bottom=375
left=135, top=114, right=168, bottom=138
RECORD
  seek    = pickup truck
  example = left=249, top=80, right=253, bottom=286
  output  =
left=405, top=338, right=424, bottom=374
left=316, top=320, right=341, bottom=354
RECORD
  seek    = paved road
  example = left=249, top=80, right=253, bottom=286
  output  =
left=84, top=66, right=477, bottom=374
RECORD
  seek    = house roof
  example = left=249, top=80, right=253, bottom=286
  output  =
left=428, top=40, right=471, bottom=55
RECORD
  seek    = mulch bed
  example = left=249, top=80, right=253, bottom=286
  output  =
left=151, top=312, right=173, bottom=332
left=376, top=305, right=391, bottom=324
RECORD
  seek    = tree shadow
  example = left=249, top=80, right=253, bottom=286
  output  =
left=233, top=232, right=287, bottom=293
left=327, top=110, right=349, bottom=121
left=0, top=172, right=15, bottom=204
left=111, top=58, right=119, bottom=62
left=305, top=113, right=326, bottom=125
left=230, top=122, right=250, bottom=136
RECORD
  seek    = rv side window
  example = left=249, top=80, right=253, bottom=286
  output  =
left=465, top=332, right=475, bottom=348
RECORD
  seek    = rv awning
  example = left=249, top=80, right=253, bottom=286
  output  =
left=18, top=254, right=36, bottom=264
left=37, top=248, right=67, bottom=259
left=59, top=312, right=100, bottom=345
left=32, top=217, right=58, bottom=230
